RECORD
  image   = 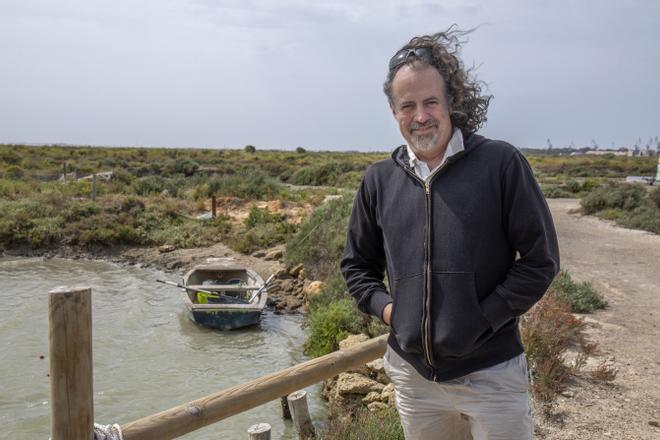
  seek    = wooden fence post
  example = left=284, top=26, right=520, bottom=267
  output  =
left=92, top=174, right=97, bottom=201
left=280, top=396, right=291, bottom=419
left=48, top=286, right=94, bottom=440
left=247, top=422, right=271, bottom=439
left=212, top=195, right=217, bottom=218
left=287, top=390, right=315, bottom=439
left=62, top=162, right=67, bottom=182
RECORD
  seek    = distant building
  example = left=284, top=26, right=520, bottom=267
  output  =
left=584, top=150, right=628, bottom=156
left=627, top=146, right=658, bottom=157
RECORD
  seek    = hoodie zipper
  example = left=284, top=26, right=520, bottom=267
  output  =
left=400, top=160, right=450, bottom=376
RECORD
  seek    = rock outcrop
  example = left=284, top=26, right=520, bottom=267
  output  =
left=322, top=333, right=395, bottom=413
left=266, top=263, right=327, bottom=313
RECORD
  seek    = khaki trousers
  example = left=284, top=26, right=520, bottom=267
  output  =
left=383, top=346, right=533, bottom=440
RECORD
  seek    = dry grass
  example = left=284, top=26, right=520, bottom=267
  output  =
left=521, top=289, right=596, bottom=402
left=590, top=361, right=618, bottom=382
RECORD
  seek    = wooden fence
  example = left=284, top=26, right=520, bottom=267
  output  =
left=48, top=286, right=388, bottom=439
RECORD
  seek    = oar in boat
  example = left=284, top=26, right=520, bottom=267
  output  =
left=156, top=279, right=245, bottom=303
left=248, top=274, right=275, bottom=303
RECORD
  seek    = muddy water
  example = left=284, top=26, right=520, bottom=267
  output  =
left=0, top=257, right=325, bottom=439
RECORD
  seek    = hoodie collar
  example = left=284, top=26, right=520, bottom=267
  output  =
left=392, top=131, right=488, bottom=170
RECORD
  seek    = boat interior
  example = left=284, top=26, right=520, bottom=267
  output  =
left=185, top=269, right=260, bottom=304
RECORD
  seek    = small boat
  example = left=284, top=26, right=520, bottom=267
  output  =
left=180, top=261, right=269, bottom=330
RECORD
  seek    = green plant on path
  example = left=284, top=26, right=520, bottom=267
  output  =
left=318, top=407, right=404, bottom=440
left=550, top=270, right=607, bottom=313
left=521, top=293, right=587, bottom=401
left=304, top=298, right=365, bottom=358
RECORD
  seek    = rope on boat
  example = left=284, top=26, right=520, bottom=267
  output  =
left=93, top=423, right=124, bottom=440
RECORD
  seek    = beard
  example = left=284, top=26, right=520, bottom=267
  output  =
left=411, top=132, right=439, bottom=152
left=409, top=120, right=439, bottom=152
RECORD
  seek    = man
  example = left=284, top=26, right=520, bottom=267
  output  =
left=340, top=29, right=560, bottom=440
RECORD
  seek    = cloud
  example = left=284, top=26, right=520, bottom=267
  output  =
left=1, top=0, right=659, bottom=149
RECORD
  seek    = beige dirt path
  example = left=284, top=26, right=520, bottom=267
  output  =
left=536, top=199, right=660, bottom=439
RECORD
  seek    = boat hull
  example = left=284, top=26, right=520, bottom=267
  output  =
left=187, top=308, right=262, bottom=330
left=181, top=261, right=268, bottom=331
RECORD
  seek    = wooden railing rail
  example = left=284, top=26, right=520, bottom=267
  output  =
left=48, top=286, right=388, bottom=440
left=120, top=333, right=388, bottom=440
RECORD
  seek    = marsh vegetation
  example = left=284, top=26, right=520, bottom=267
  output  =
left=1, top=144, right=654, bottom=437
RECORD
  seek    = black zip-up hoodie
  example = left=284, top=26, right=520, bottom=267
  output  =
left=341, top=134, right=560, bottom=381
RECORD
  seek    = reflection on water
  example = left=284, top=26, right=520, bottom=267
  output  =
left=0, top=257, right=325, bottom=439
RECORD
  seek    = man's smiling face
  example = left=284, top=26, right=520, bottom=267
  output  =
left=390, top=63, right=453, bottom=163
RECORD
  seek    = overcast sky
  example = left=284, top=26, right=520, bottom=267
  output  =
left=1, top=0, right=659, bottom=151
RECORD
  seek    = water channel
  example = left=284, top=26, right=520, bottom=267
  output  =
left=0, top=256, right=326, bottom=439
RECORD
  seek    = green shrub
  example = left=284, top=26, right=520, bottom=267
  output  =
left=285, top=194, right=353, bottom=279
left=306, top=271, right=351, bottom=309
left=207, top=171, right=281, bottom=200
left=580, top=178, right=601, bottom=192
left=581, top=183, right=646, bottom=214
left=149, top=221, right=215, bottom=248
left=165, top=158, right=199, bottom=177
left=290, top=162, right=363, bottom=187
left=306, top=270, right=387, bottom=340
left=244, top=145, right=256, bottom=153
left=0, top=149, right=21, bottom=165
left=621, top=205, right=660, bottom=234
left=599, top=208, right=623, bottom=221
left=119, top=196, right=146, bottom=214
left=244, top=206, right=285, bottom=228
left=59, top=179, right=94, bottom=198
left=304, top=298, right=364, bottom=357
left=229, top=221, right=296, bottom=254
left=296, top=147, right=307, bottom=154
left=67, top=213, right=143, bottom=246
left=550, top=270, right=607, bottom=313
left=581, top=182, right=660, bottom=234
left=650, top=186, right=660, bottom=209
left=136, top=202, right=232, bottom=248
left=567, top=166, right=589, bottom=177
left=133, top=176, right=179, bottom=196
left=62, top=201, right=101, bottom=222
left=542, top=186, right=572, bottom=198
left=565, top=179, right=581, bottom=193
left=27, top=216, right=65, bottom=247
left=149, top=162, right=163, bottom=175
left=0, top=199, right=61, bottom=246
left=5, top=165, right=24, bottom=179
left=0, top=178, right=34, bottom=200
left=318, top=407, right=404, bottom=440
left=111, top=168, right=135, bottom=186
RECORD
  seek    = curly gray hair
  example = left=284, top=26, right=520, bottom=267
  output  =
left=383, top=26, right=492, bottom=137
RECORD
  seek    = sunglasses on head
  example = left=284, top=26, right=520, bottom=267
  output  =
left=388, top=47, right=433, bottom=72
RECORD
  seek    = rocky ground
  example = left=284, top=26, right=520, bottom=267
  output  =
left=321, top=334, right=395, bottom=413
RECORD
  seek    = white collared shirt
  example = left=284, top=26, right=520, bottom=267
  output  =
left=406, top=128, right=464, bottom=180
